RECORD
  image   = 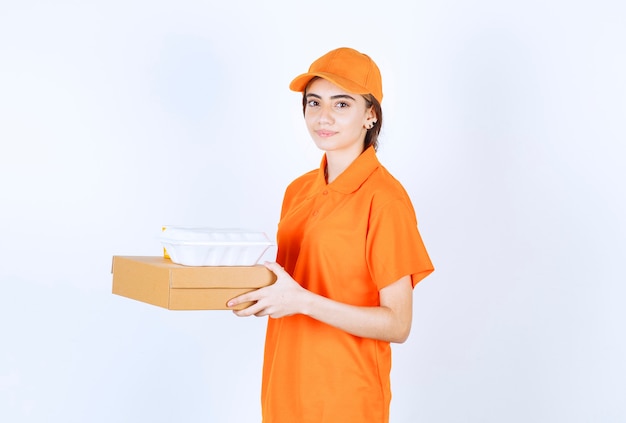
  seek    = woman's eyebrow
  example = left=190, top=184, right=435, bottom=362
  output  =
left=305, top=93, right=357, bottom=101
left=331, top=94, right=356, bottom=101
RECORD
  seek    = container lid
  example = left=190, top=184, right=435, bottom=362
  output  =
left=159, top=227, right=273, bottom=245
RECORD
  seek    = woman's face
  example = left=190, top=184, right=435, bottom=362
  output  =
left=304, top=78, right=376, bottom=156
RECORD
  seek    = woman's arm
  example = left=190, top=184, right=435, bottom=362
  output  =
left=228, top=262, right=413, bottom=344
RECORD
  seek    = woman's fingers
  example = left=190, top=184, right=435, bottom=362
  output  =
left=263, top=261, right=286, bottom=278
left=230, top=262, right=299, bottom=318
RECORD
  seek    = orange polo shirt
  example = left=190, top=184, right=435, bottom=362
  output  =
left=262, top=146, right=434, bottom=423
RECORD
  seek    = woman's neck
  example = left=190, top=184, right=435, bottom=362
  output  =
left=325, top=147, right=362, bottom=183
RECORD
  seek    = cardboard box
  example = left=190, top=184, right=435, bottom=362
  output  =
left=111, top=256, right=276, bottom=310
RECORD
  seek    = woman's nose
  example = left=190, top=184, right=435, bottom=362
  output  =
left=318, top=105, right=334, bottom=125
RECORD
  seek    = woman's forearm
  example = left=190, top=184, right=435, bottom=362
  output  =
left=299, top=289, right=412, bottom=343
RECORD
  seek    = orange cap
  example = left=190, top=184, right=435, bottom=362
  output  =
left=289, top=47, right=383, bottom=103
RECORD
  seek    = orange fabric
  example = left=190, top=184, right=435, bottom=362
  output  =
left=262, top=146, right=434, bottom=423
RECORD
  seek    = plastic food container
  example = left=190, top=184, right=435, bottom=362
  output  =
left=159, top=227, right=274, bottom=267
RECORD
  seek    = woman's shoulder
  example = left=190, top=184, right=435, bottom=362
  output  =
left=369, top=165, right=411, bottom=199
left=283, top=168, right=321, bottom=201
left=365, top=164, right=419, bottom=217
left=289, top=168, right=318, bottom=184
left=286, top=168, right=318, bottom=190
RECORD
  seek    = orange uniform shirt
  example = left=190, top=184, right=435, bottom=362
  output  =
left=262, top=146, right=434, bottom=423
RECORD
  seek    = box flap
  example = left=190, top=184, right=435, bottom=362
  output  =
left=113, top=256, right=276, bottom=289
left=169, top=265, right=276, bottom=289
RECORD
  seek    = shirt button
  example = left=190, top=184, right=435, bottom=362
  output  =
left=322, top=190, right=328, bottom=195
left=312, top=210, right=318, bottom=216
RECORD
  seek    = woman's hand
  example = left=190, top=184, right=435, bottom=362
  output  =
left=229, top=263, right=413, bottom=343
left=228, top=262, right=310, bottom=318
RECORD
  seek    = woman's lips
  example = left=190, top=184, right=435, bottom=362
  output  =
left=316, top=130, right=337, bottom=138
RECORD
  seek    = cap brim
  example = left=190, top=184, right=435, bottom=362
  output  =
left=289, top=72, right=371, bottom=97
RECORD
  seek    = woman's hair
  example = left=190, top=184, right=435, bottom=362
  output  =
left=302, top=78, right=383, bottom=152
left=363, top=94, right=383, bottom=152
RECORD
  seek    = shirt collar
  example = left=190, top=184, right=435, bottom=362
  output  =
left=313, top=146, right=380, bottom=195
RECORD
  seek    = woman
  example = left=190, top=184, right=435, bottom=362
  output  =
left=228, top=47, right=434, bottom=423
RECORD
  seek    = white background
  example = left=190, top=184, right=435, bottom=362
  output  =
left=1, top=1, right=625, bottom=422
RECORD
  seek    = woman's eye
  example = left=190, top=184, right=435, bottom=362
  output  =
left=336, top=102, right=349, bottom=109
left=306, top=100, right=319, bottom=107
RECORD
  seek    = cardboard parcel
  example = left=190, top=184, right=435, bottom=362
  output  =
left=111, top=256, right=276, bottom=310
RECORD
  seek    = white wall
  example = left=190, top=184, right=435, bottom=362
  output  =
left=1, top=1, right=624, bottom=422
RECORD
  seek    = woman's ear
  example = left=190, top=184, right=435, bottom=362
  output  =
left=364, top=107, right=378, bottom=128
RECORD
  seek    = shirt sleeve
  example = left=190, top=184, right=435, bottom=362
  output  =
left=366, top=198, right=434, bottom=289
